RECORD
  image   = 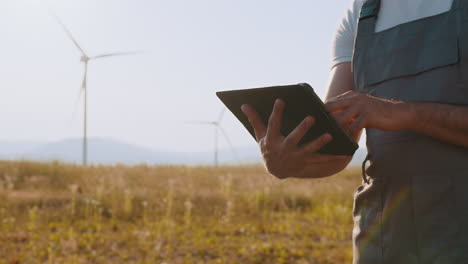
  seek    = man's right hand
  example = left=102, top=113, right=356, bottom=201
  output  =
left=241, top=99, right=349, bottom=179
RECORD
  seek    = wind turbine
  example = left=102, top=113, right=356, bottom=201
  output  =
left=51, top=12, right=140, bottom=166
left=186, top=108, right=240, bottom=167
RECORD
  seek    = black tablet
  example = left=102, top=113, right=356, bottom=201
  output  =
left=216, top=83, right=358, bottom=156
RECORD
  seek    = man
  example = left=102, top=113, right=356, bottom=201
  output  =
left=241, top=0, right=468, bottom=263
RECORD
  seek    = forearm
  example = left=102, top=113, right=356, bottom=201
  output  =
left=405, top=102, right=468, bottom=147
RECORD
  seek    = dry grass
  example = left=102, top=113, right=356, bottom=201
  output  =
left=0, top=161, right=362, bottom=264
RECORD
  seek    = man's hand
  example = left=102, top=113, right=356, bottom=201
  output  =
left=325, top=91, right=412, bottom=138
left=241, top=99, right=348, bottom=179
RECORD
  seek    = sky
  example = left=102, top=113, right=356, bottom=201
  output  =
left=0, top=0, right=356, bottom=153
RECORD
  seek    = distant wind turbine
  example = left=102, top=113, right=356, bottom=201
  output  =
left=186, top=108, right=240, bottom=167
left=51, top=12, right=141, bottom=166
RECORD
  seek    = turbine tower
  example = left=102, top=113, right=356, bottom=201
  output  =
left=187, top=108, right=240, bottom=167
left=51, top=12, right=139, bottom=166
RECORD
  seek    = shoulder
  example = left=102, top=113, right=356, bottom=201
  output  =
left=341, top=0, right=366, bottom=36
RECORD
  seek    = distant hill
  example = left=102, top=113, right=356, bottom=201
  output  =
left=0, top=140, right=44, bottom=157
left=0, top=138, right=261, bottom=165
left=0, top=137, right=366, bottom=167
left=25, top=138, right=184, bottom=165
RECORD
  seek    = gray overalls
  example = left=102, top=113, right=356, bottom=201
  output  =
left=352, top=0, right=468, bottom=263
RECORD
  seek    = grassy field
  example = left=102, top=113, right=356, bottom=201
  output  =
left=0, top=161, right=361, bottom=264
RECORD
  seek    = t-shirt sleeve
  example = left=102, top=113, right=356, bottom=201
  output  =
left=331, top=0, right=364, bottom=69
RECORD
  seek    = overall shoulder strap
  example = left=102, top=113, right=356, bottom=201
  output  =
left=351, top=0, right=381, bottom=88
left=359, top=0, right=381, bottom=21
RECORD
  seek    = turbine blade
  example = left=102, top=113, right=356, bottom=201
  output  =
left=90, top=51, right=143, bottom=60
left=217, top=108, right=226, bottom=123
left=49, top=11, right=86, bottom=56
left=219, top=126, right=248, bottom=176
left=218, top=126, right=241, bottom=163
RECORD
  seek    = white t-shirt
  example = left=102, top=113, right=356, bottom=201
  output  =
left=331, top=0, right=454, bottom=68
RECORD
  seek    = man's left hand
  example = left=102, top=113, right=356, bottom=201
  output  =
left=325, top=91, right=412, bottom=138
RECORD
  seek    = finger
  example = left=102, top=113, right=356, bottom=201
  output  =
left=241, top=104, right=267, bottom=141
left=335, top=105, right=361, bottom=126
left=266, top=99, right=285, bottom=140
left=299, top=133, right=333, bottom=155
left=325, top=97, right=355, bottom=113
left=284, top=116, right=315, bottom=147
left=348, top=114, right=367, bottom=138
